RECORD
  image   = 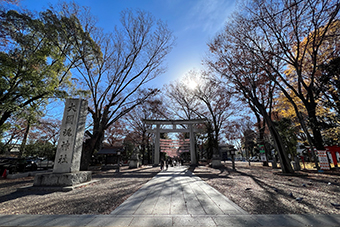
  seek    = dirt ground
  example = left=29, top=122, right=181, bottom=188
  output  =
left=193, top=161, right=340, bottom=215
left=0, top=162, right=339, bottom=215
left=0, top=166, right=159, bottom=215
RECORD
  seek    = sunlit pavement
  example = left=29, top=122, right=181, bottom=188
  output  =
left=1, top=166, right=340, bottom=226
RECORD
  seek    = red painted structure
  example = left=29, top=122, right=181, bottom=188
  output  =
left=325, top=145, right=340, bottom=166
left=304, top=145, right=340, bottom=167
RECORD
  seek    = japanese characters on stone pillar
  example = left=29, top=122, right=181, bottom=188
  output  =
left=53, top=98, right=88, bottom=173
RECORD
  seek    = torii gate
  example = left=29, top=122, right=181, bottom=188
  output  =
left=143, top=119, right=207, bottom=165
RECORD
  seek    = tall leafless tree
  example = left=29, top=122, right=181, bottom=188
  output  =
left=164, top=71, right=239, bottom=160
left=207, top=26, right=294, bottom=173
left=208, top=0, right=340, bottom=171
left=164, top=71, right=202, bottom=120
left=126, top=97, right=168, bottom=164
left=56, top=4, right=175, bottom=169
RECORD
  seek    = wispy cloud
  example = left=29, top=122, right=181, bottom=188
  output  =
left=185, top=0, right=236, bottom=34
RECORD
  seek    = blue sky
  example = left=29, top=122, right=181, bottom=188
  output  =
left=15, top=0, right=238, bottom=120
left=20, top=0, right=237, bottom=88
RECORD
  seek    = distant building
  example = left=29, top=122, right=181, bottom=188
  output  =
left=9, top=144, right=20, bottom=156
left=97, top=146, right=125, bottom=165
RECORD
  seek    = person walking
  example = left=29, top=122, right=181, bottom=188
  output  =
left=160, top=159, right=164, bottom=170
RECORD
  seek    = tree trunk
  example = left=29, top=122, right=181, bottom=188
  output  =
left=0, top=111, right=12, bottom=132
left=267, top=123, right=294, bottom=173
left=19, top=121, right=31, bottom=158
left=205, top=122, right=214, bottom=160
left=258, top=119, right=269, bottom=166
left=147, top=139, right=151, bottom=164
left=254, top=99, right=294, bottom=173
left=295, top=108, right=320, bottom=169
left=80, top=131, right=104, bottom=171
left=141, top=143, right=146, bottom=165
left=80, top=141, right=92, bottom=171
left=141, top=131, right=146, bottom=164
left=307, top=108, right=325, bottom=150
left=278, top=87, right=320, bottom=169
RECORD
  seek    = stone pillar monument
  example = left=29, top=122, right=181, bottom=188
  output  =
left=54, top=98, right=87, bottom=173
left=211, top=150, right=222, bottom=168
left=129, top=148, right=140, bottom=169
left=34, top=98, right=92, bottom=188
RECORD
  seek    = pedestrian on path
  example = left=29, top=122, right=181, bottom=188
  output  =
left=160, top=159, right=164, bottom=170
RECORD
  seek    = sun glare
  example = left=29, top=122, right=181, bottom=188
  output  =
left=187, top=80, right=198, bottom=90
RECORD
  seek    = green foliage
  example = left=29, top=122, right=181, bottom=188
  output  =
left=25, top=140, right=56, bottom=160
left=0, top=141, right=9, bottom=155
left=318, top=57, right=340, bottom=143
left=275, top=118, right=298, bottom=157
left=318, top=57, right=340, bottom=107
left=122, top=139, right=135, bottom=160
left=204, top=121, right=215, bottom=160
left=1, top=10, right=64, bottom=129
left=160, top=133, right=170, bottom=139
left=0, top=8, right=95, bottom=132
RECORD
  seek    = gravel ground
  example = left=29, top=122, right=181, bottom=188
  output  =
left=0, top=165, right=160, bottom=215
left=193, top=161, right=340, bottom=215
left=0, top=162, right=340, bottom=215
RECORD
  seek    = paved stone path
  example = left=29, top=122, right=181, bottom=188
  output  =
left=110, top=166, right=247, bottom=216
left=1, top=166, right=340, bottom=226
